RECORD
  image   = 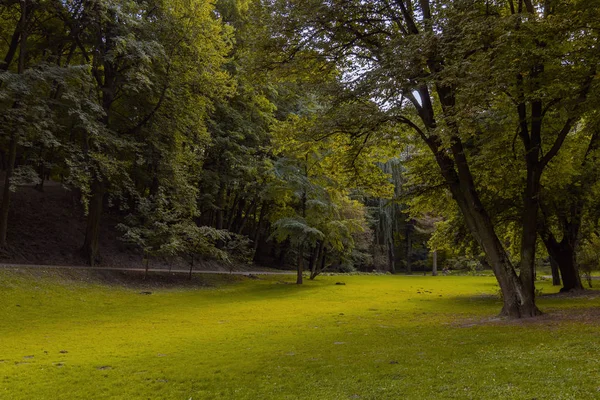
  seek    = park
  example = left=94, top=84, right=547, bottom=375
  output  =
left=1, top=0, right=600, bottom=398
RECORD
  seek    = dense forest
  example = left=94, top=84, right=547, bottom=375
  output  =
left=1, top=0, right=599, bottom=318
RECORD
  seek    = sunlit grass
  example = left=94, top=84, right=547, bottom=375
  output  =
left=1, top=269, right=599, bottom=399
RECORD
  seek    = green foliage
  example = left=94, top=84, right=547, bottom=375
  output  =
left=577, top=234, right=600, bottom=287
left=117, top=191, right=233, bottom=263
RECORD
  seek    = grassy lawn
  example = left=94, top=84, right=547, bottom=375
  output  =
left=1, top=269, right=599, bottom=400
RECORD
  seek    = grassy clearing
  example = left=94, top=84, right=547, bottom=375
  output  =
left=1, top=268, right=599, bottom=400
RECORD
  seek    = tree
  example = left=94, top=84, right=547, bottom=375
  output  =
left=54, top=0, right=232, bottom=264
left=268, top=106, right=392, bottom=283
left=0, top=0, right=102, bottom=248
left=118, top=190, right=232, bottom=278
left=537, top=116, right=600, bottom=291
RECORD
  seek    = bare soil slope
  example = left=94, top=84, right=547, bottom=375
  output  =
left=0, top=180, right=222, bottom=270
left=0, top=181, right=147, bottom=267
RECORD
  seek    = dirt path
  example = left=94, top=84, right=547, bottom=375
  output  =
left=0, top=263, right=294, bottom=275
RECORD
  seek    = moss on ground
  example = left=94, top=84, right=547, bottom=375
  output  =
left=1, top=268, right=599, bottom=399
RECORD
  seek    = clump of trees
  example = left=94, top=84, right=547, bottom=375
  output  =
left=0, top=0, right=390, bottom=280
left=259, top=0, right=600, bottom=316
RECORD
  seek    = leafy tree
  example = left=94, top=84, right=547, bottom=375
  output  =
left=118, top=190, right=232, bottom=278
left=268, top=106, right=391, bottom=283
left=55, top=0, right=232, bottom=264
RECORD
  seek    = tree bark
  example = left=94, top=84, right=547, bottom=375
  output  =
left=519, top=161, right=541, bottom=310
left=387, top=236, right=395, bottom=273
left=81, top=180, right=104, bottom=266
left=543, top=237, right=583, bottom=292
left=0, top=24, right=20, bottom=71
left=549, top=255, right=561, bottom=286
left=236, top=199, right=256, bottom=235
left=252, top=202, right=269, bottom=261
left=309, top=240, right=324, bottom=280
left=538, top=207, right=584, bottom=292
left=432, top=249, right=438, bottom=276
left=296, top=242, right=304, bottom=284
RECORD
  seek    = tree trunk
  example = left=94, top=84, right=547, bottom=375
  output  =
left=517, top=168, right=540, bottom=314
left=544, top=238, right=583, bottom=292
left=215, top=186, right=225, bottom=230
left=539, top=211, right=584, bottom=292
left=387, top=236, right=395, bottom=273
left=0, top=23, right=21, bottom=71
left=548, top=255, right=561, bottom=286
left=277, top=236, right=290, bottom=267
left=237, top=199, right=256, bottom=235
left=0, top=134, right=17, bottom=247
left=252, top=202, right=269, bottom=262
left=230, top=197, right=245, bottom=232
left=432, top=249, right=438, bottom=276
left=309, top=241, right=324, bottom=280
left=296, top=243, right=304, bottom=285
left=81, top=180, right=104, bottom=266
left=321, top=247, right=327, bottom=271
left=0, top=1, right=28, bottom=247
left=426, top=132, right=539, bottom=317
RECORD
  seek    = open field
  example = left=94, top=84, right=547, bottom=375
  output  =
left=1, top=268, right=599, bottom=400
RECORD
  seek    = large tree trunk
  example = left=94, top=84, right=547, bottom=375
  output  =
left=543, top=238, right=583, bottom=292
left=252, top=202, right=269, bottom=262
left=428, top=74, right=540, bottom=316
left=426, top=131, right=540, bottom=317
left=518, top=161, right=541, bottom=312
left=538, top=208, right=584, bottom=292
left=81, top=180, right=104, bottom=266
left=236, top=199, right=256, bottom=235
left=432, top=249, right=438, bottom=276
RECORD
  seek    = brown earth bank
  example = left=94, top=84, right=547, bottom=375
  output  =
left=0, top=179, right=275, bottom=272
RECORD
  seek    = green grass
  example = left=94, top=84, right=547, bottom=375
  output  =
left=1, top=269, right=599, bottom=399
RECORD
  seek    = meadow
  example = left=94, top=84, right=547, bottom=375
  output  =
left=1, top=268, right=599, bottom=399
